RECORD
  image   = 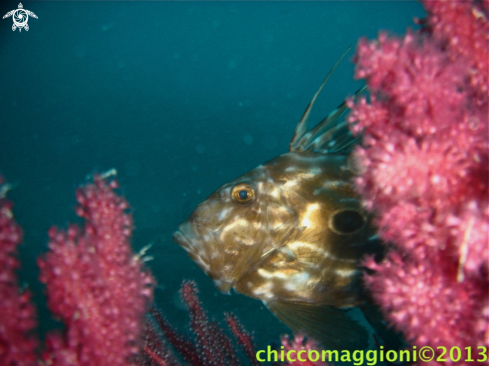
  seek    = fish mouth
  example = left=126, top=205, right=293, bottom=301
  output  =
left=172, top=230, right=195, bottom=256
left=172, top=223, right=210, bottom=273
left=172, top=222, right=234, bottom=294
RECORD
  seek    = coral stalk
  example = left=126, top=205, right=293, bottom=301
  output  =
left=179, top=281, right=240, bottom=366
left=149, top=308, right=203, bottom=366
left=143, top=281, right=261, bottom=366
left=225, top=313, right=259, bottom=366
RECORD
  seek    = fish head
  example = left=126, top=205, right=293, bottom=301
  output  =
left=173, top=159, right=300, bottom=294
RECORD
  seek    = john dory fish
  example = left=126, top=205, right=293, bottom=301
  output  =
left=173, top=53, right=387, bottom=350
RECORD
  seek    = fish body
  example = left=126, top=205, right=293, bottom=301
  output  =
left=173, top=151, right=382, bottom=350
left=174, top=151, right=377, bottom=308
left=173, top=53, right=392, bottom=350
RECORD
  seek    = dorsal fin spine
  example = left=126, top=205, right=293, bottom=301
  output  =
left=289, top=46, right=353, bottom=152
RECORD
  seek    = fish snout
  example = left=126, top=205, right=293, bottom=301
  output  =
left=173, top=221, right=202, bottom=255
left=172, top=221, right=212, bottom=273
left=172, top=220, right=235, bottom=295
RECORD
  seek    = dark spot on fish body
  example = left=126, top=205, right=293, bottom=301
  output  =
left=330, top=209, right=365, bottom=234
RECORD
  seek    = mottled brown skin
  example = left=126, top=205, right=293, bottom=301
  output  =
left=173, top=150, right=379, bottom=309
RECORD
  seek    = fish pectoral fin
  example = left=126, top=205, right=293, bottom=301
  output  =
left=265, top=300, right=369, bottom=351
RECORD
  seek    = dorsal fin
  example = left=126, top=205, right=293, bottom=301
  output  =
left=289, top=46, right=366, bottom=154
left=294, top=86, right=366, bottom=154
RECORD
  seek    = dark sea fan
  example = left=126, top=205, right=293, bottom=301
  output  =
left=141, top=281, right=260, bottom=366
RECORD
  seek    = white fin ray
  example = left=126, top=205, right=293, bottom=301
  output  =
left=289, top=45, right=367, bottom=154
left=290, top=86, right=366, bottom=154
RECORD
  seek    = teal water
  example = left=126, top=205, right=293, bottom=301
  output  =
left=0, top=0, right=424, bottom=357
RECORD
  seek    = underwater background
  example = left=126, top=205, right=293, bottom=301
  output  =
left=0, top=0, right=424, bottom=349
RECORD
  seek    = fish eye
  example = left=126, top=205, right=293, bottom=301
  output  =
left=231, top=183, right=256, bottom=204
left=329, top=209, right=365, bottom=234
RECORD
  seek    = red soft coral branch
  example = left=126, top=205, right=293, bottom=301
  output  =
left=143, top=281, right=265, bottom=366
left=422, top=0, right=488, bottom=97
left=38, top=174, right=154, bottom=366
left=348, top=0, right=488, bottom=364
left=225, top=313, right=259, bottom=366
left=0, top=179, right=38, bottom=366
left=180, top=281, right=240, bottom=366
left=280, top=334, right=329, bottom=366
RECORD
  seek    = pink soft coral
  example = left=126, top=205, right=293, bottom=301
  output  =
left=348, top=0, right=488, bottom=363
left=280, top=334, right=329, bottom=366
left=0, top=180, right=38, bottom=366
left=0, top=173, right=155, bottom=366
left=38, top=173, right=155, bottom=366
